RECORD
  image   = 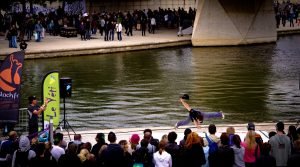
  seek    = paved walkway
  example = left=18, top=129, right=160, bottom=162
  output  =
left=1, top=25, right=300, bottom=59
left=0, top=28, right=191, bottom=59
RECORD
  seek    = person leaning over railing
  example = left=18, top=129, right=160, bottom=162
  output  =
left=269, top=122, right=291, bottom=167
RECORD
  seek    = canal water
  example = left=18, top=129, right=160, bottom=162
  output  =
left=21, top=35, right=300, bottom=130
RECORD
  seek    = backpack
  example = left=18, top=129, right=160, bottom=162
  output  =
left=205, top=133, right=218, bottom=155
left=133, top=163, right=144, bottom=167
left=254, top=134, right=263, bottom=158
left=255, top=134, right=263, bottom=146
left=228, top=134, right=234, bottom=147
left=133, top=148, right=151, bottom=167
left=15, top=150, right=30, bottom=167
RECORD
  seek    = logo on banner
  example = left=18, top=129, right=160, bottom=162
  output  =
left=0, top=55, right=22, bottom=94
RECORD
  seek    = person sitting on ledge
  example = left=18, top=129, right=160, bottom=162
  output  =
left=19, top=40, right=28, bottom=50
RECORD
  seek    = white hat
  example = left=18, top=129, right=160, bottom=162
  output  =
left=83, top=13, right=88, bottom=17
left=19, top=135, right=30, bottom=152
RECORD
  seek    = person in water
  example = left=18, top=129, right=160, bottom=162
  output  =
left=175, top=94, right=224, bottom=129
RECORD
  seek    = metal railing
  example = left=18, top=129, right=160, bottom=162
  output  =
left=14, top=108, right=29, bottom=134
left=0, top=108, right=44, bottom=136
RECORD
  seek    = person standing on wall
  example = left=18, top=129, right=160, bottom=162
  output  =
left=141, top=16, right=147, bottom=36
left=34, top=20, right=43, bottom=42
left=150, top=17, right=156, bottom=34
left=116, top=21, right=122, bottom=41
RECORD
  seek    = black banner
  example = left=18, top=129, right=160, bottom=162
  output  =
left=0, top=51, right=25, bottom=123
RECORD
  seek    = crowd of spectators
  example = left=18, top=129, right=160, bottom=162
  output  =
left=1, top=121, right=300, bottom=167
left=3, top=1, right=300, bottom=49
left=274, top=0, right=300, bottom=28
left=0, top=7, right=196, bottom=48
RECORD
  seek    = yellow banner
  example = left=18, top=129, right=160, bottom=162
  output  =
left=43, top=72, right=60, bottom=129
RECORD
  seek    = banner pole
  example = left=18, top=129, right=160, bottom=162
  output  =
left=49, top=117, right=53, bottom=144
left=63, top=97, right=66, bottom=129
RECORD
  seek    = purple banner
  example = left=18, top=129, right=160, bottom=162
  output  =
left=0, top=51, right=25, bottom=123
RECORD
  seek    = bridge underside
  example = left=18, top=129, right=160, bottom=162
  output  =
left=192, top=0, right=277, bottom=46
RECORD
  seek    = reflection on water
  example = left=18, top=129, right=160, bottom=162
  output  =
left=20, top=35, right=300, bottom=130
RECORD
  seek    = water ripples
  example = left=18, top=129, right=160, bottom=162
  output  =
left=19, top=36, right=300, bottom=130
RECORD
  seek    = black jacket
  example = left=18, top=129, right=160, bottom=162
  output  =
left=132, top=147, right=152, bottom=167
left=165, top=142, right=180, bottom=167
left=256, top=154, right=276, bottom=167
left=215, top=145, right=234, bottom=167
left=182, top=144, right=206, bottom=167
left=58, top=153, right=81, bottom=167
left=287, top=152, right=300, bottom=167
left=102, top=144, right=124, bottom=167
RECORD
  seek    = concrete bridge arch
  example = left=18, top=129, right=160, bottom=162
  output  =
left=85, top=0, right=276, bottom=46
left=192, top=0, right=277, bottom=46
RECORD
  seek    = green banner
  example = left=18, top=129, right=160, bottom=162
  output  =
left=43, top=72, right=60, bottom=129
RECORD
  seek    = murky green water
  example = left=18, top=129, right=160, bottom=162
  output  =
left=20, top=35, right=300, bottom=130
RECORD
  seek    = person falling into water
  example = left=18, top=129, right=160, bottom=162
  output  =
left=175, top=94, right=224, bottom=129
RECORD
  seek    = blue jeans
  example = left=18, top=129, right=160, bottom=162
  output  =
left=26, top=29, right=33, bottom=40
left=36, top=31, right=41, bottom=42
left=12, top=36, right=17, bottom=48
left=10, top=36, right=17, bottom=48
left=109, top=30, right=114, bottom=41
left=176, top=111, right=222, bottom=128
left=9, top=39, right=12, bottom=48
left=117, top=32, right=122, bottom=41
left=85, top=30, right=91, bottom=40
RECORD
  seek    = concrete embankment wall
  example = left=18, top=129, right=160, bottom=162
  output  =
left=61, top=121, right=297, bottom=145
left=1, top=27, right=299, bottom=60
left=22, top=40, right=191, bottom=59
left=277, top=27, right=300, bottom=35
